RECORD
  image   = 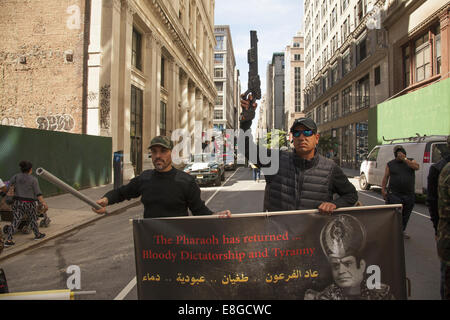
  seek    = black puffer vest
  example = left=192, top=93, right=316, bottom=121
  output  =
left=263, top=151, right=335, bottom=212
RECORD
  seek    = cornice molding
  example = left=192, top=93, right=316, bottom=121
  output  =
left=149, top=0, right=215, bottom=103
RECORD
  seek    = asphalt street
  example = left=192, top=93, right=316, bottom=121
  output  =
left=0, top=167, right=441, bottom=300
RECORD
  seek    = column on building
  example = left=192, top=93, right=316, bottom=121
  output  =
left=194, top=89, right=204, bottom=154
left=98, top=0, right=123, bottom=154
left=202, top=98, right=209, bottom=133
left=440, top=7, right=450, bottom=80
left=172, top=61, right=180, bottom=131
left=141, top=32, right=154, bottom=171
left=188, top=80, right=196, bottom=151
left=179, top=71, right=189, bottom=133
left=118, top=0, right=135, bottom=180
left=86, top=0, right=103, bottom=137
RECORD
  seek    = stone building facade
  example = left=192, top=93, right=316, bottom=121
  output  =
left=285, top=30, right=306, bottom=132
left=303, top=0, right=450, bottom=169
left=0, top=0, right=217, bottom=179
left=0, top=0, right=87, bottom=132
left=213, top=25, right=239, bottom=130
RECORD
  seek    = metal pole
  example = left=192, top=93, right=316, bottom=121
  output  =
left=35, top=168, right=103, bottom=210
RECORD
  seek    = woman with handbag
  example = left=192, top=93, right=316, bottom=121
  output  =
left=4, top=161, right=48, bottom=247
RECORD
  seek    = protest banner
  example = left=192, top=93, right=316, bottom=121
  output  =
left=133, top=204, right=406, bottom=300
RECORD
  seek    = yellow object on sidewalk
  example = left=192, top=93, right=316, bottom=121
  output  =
left=0, top=289, right=73, bottom=300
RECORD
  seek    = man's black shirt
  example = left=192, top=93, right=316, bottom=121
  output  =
left=387, top=159, right=415, bottom=195
left=103, top=167, right=213, bottom=218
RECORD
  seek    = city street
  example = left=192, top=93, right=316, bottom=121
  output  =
left=0, top=166, right=441, bottom=300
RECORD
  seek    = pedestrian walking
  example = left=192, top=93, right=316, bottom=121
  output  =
left=381, top=145, right=419, bottom=239
left=239, top=95, right=358, bottom=215
left=437, top=161, right=450, bottom=300
left=250, top=162, right=260, bottom=182
left=4, top=161, right=48, bottom=247
left=93, top=136, right=231, bottom=218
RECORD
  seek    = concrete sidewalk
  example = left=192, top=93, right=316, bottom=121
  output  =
left=0, top=182, right=141, bottom=262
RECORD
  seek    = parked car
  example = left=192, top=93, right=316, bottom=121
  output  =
left=223, top=153, right=236, bottom=171
left=184, top=153, right=225, bottom=186
left=359, top=135, right=449, bottom=194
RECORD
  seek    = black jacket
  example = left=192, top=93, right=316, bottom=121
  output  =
left=103, top=167, right=213, bottom=218
left=427, top=152, right=450, bottom=234
left=239, top=120, right=358, bottom=212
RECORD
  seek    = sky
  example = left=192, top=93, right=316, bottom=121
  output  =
left=214, top=0, right=304, bottom=99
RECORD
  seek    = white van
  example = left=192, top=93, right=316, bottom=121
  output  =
left=359, top=135, right=449, bottom=194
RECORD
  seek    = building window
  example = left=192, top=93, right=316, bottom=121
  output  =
left=323, top=101, right=329, bottom=123
left=131, top=85, right=143, bottom=175
left=214, top=68, right=224, bottom=78
left=293, top=42, right=300, bottom=48
left=331, top=94, right=339, bottom=120
left=295, top=67, right=302, bottom=112
left=214, top=110, right=223, bottom=120
left=341, top=0, right=349, bottom=13
left=160, top=101, right=166, bottom=136
left=316, top=106, right=322, bottom=125
left=403, top=45, right=410, bottom=88
left=356, top=74, right=370, bottom=110
left=215, top=36, right=224, bottom=50
left=402, top=25, right=441, bottom=88
left=331, top=64, right=338, bottom=86
left=214, top=53, right=224, bottom=65
left=215, top=95, right=223, bottom=106
left=435, top=27, right=441, bottom=75
left=294, top=54, right=301, bottom=61
left=356, top=36, right=367, bottom=65
left=160, top=56, right=165, bottom=88
left=215, top=82, right=223, bottom=92
left=415, top=33, right=431, bottom=82
left=374, top=66, right=381, bottom=86
left=132, top=28, right=142, bottom=70
left=342, top=86, right=352, bottom=115
left=342, top=50, right=351, bottom=76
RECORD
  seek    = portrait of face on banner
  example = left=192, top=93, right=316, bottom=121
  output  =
left=132, top=206, right=406, bottom=300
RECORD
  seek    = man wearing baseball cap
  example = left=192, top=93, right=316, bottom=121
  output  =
left=381, top=145, right=419, bottom=239
left=93, top=136, right=231, bottom=218
left=240, top=96, right=358, bottom=215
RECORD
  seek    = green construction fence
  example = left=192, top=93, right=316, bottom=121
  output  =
left=0, top=125, right=112, bottom=197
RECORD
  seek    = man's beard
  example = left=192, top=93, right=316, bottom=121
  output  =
left=153, top=158, right=170, bottom=171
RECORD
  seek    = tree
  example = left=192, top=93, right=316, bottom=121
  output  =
left=264, top=129, right=288, bottom=149
left=318, top=134, right=339, bottom=157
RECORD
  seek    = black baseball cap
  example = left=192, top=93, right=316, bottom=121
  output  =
left=290, top=118, right=318, bottom=133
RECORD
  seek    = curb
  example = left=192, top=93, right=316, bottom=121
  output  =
left=0, top=200, right=141, bottom=262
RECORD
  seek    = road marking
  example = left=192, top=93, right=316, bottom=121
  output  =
left=205, top=167, right=241, bottom=205
left=359, top=191, right=430, bottom=219
left=114, top=277, right=136, bottom=300
left=113, top=168, right=240, bottom=300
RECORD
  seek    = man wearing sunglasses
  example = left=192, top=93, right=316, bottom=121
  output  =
left=240, top=96, right=358, bottom=215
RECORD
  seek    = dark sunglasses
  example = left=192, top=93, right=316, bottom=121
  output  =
left=292, top=129, right=314, bottom=138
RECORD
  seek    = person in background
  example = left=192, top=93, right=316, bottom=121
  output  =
left=4, top=161, right=48, bottom=247
left=427, top=136, right=450, bottom=299
left=437, top=161, right=450, bottom=300
left=381, top=145, right=419, bottom=239
left=250, top=162, right=261, bottom=182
